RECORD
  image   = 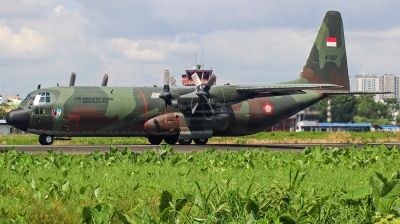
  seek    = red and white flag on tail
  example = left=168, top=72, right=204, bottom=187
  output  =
left=326, top=37, right=337, bottom=47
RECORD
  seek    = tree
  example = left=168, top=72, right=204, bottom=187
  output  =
left=309, top=95, right=393, bottom=123
left=331, top=95, right=358, bottom=122
left=309, top=98, right=327, bottom=121
left=0, top=105, right=17, bottom=119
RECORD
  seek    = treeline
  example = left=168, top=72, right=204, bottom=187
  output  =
left=309, top=95, right=399, bottom=124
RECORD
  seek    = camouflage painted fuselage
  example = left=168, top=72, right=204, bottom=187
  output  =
left=17, top=85, right=322, bottom=137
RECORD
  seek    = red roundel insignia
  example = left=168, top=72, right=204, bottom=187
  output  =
left=263, top=103, right=273, bottom=115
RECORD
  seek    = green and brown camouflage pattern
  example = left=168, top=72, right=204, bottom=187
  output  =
left=7, top=11, right=350, bottom=144
left=284, top=11, right=349, bottom=90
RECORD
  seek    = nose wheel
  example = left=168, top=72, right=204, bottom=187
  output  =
left=39, top=134, right=54, bottom=145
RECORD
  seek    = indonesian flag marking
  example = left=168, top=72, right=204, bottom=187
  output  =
left=326, top=37, right=337, bottom=47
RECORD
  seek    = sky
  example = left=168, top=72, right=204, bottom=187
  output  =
left=1, top=0, right=400, bottom=97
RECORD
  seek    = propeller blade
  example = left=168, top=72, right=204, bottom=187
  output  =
left=191, top=73, right=202, bottom=87
left=159, top=70, right=172, bottom=107
left=203, top=74, right=216, bottom=92
left=151, top=92, right=160, bottom=98
left=191, top=101, right=199, bottom=114
left=203, top=95, right=214, bottom=115
left=191, top=73, right=216, bottom=114
left=163, top=70, right=170, bottom=92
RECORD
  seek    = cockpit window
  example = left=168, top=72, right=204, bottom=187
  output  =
left=24, top=94, right=31, bottom=101
left=20, top=91, right=55, bottom=111
left=34, top=92, right=51, bottom=105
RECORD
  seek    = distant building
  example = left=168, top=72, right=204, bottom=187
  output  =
left=314, top=123, right=372, bottom=132
left=2, top=95, right=22, bottom=106
left=296, top=109, right=320, bottom=132
left=375, top=124, right=400, bottom=132
left=354, top=73, right=380, bottom=92
left=266, top=109, right=319, bottom=132
left=352, top=73, right=400, bottom=101
left=379, top=74, right=400, bottom=99
left=0, top=120, right=11, bottom=134
left=354, top=73, right=380, bottom=100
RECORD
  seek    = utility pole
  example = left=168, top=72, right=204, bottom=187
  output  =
left=327, top=98, right=331, bottom=123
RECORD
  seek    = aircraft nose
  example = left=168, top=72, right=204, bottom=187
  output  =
left=6, top=108, right=30, bottom=131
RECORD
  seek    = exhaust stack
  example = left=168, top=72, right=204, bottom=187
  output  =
left=69, top=72, right=76, bottom=86
left=101, top=74, right=109, bottom=86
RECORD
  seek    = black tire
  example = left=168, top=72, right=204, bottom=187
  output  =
left=39, top=134, right=54, bottom=145
left=194, top=138, right=208, bottom=145
left=148, top=136, right=163, bottom=145
left=178, top=138, right=192, bottom=145
left=164, top=135, right=178, bottom=145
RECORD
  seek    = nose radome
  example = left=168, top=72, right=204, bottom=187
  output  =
left=6, top=108, right=30, bottom=131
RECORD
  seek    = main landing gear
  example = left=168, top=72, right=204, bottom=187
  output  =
left=147, top=136, right=209, bottom=145
left=39, top=134, right=54, bottom=145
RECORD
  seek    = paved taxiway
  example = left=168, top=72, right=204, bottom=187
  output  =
left=1, top=143, right=400, bottom=154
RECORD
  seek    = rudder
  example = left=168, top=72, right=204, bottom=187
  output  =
left=300, top=11, right=350, bottom=91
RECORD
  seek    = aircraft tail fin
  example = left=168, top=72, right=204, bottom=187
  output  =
left=299, top=11, right=350, bottom=91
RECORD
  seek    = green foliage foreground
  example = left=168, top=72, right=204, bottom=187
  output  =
left=1, top=145, right=400, bottom=223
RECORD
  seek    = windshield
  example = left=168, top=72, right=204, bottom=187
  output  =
left=19, top=91, right=55, bottom=110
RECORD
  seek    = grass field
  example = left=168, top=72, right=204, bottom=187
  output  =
left=1, top=131, right=400, bottom=145
left=1, top=132, right=400, bottom=223
left=1, top=143, right=400, bottom=223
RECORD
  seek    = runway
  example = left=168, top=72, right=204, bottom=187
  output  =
left=1, top=143, right=400, bottom=154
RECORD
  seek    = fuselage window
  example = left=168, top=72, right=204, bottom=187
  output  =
left=35, top=107, right=46, bottom=114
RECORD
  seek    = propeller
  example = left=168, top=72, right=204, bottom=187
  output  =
left=159, top=70, right=172, bottom=107
left=191, top=73, right=217, bottom=114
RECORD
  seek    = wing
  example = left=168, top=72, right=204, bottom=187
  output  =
left=236, top=84, right=342, bottom=95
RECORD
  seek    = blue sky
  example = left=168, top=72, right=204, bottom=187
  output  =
left=1, top=0, right=400, bottom=97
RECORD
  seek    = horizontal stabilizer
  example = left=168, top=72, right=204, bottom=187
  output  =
left=322, top=91, right=392, bottom=96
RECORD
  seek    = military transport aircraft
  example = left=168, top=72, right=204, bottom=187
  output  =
left=6, top=11, right=373, bottom=145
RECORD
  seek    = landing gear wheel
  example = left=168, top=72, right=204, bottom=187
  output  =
left=194, top=138, right=208, bottom=145
left=178, top=139, right=192, bottom=145
left=164, top=135, right=178, bottom=145
left=148, top=136, right=163, bottom=145
left=39, top=134, right=54, bottom=145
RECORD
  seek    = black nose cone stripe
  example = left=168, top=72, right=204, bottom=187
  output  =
left=6, top=108, right=30, bottom=131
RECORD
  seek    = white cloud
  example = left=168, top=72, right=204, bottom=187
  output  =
left=0, top=26, right=45, bottom=58
left=107, top=38, right=165, bottom=61
left=53, top=4, right=66, bottom=14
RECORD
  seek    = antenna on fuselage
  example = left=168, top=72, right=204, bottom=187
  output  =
left=69, top=72, right=76, bottom=86
left=101, top=74, right=109, bottom=86
left=37, top=84, right=41, bottom=89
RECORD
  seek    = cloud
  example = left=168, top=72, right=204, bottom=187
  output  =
left=2, top=1, right=400, bottom=97
left=0, top=26, right=45, bottom=58
left=107, top=38, right=165, bottom=61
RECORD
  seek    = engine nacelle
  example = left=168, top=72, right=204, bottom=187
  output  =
left=144, top=112, right=187, bottom=133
